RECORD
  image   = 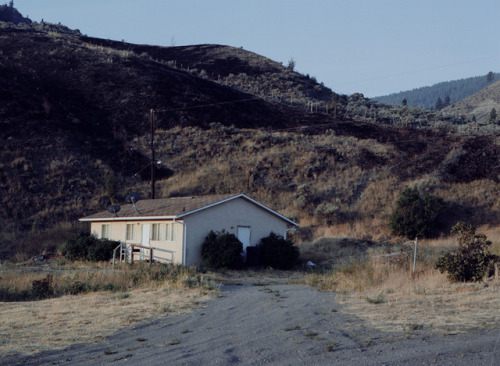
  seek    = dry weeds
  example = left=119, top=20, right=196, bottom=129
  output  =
left=0, top=283, right=215, bottom=358
left=336, top=272, right=500, bottom=335
left=303, top=229, right=500, bottom=335
left=0, top=262, right=219, bottom=358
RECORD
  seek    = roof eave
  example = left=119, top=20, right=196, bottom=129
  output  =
left=79, top=215, right=178, bottom=222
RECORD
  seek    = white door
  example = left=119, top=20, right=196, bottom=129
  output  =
left=141, top=224, right=150, bottom=246
left=237, top=226, right=251, bottom=261
left=141, top=224, right=151, bottom=260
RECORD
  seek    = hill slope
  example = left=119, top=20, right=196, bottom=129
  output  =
left=373, top=74, right=499, bottom=109
left=442, top=80, right=500, bottom=123
left=0, top=21, right=499, bottom=260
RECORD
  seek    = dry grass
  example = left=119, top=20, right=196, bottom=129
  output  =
left=0, top=286, right=213, bottom=357
left=336, top=272, right=500, bottom=334
left=0, top=263, right=218, bottom=358
left=303, top=229, right=500, bottom=334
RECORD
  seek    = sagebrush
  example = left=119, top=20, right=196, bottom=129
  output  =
left=435, top=222, right=499, bottom=282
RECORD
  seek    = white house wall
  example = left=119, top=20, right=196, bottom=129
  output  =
left=90, top=220, right=184, bottom=264
left=183, top=197, right=289, bottom=266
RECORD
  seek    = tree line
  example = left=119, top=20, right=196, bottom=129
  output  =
left=374, top=72, right=498, bottom=110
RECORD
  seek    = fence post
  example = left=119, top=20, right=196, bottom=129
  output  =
left=413, top=237, right=418, bottom=274
left=149, top=247, right=153, bottom=265
left=131, top=245, right=134, bottom=264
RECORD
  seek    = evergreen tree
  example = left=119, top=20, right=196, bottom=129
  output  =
left=389, top=187, right=446, bottom=239
left=486, top=71, right=495, bottom=83
left=444, top=95, right=450, bottom=106
left=435, top=97, right=444, bottom=110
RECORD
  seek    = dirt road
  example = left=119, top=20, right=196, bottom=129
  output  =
left=6, top=283, right=500, bottom=365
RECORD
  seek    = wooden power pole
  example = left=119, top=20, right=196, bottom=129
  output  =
left=150, top=109, right=155, bottom=199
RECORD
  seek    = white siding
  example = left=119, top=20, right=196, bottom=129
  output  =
left=183, top=197, right=289, bottom=266
left=90, top=220, right=184, bottom=264
left=87, top=197, right=294, bottom=266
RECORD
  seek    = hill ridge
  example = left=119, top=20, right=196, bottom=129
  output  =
left=0, top=14, right=499, bottom=260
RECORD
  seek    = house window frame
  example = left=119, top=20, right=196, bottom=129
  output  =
left=101, top=224, right=110, bottom=239
left=151, top=223, right=161, bottom=241
left=165, top=222, right=177, bottom=241
left=126, top=224, right=135, bottom=241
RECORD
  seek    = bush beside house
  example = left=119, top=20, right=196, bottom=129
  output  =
left=257, top=232, right=299, bottom=270
left=201, top=230, right=243, bottom=269
left=63, top=232, right=119, bottom=261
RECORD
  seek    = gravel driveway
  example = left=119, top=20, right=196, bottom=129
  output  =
left=6, top=283, right=500, bottom=365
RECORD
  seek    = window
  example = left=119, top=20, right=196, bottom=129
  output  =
left=149, top=223, right=177, bottom=241
left=126, top=224, right=135, bottom=241
left=165, top=223, right=176, bottom=241
left=151, top=223, right=161, bottom=241
left=101, top=224, right=110, bottom=239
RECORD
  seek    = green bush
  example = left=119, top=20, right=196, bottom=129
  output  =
left=63, top=232, right=89, bottom=260
left=201, top=230, right=243, bottom=269
left=389, top=187, right=446, bottom=239
left=257, top=232, right=299, bottom=270
left=435, top=222, right=499, bottom=282
left=86, top=238, right=118, bottom=261
left=63, top=232, right=119, bottom=262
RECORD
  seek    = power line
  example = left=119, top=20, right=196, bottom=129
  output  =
left=335, top=54, right=500, bottom=89
left=154, top=97, right=263, bottom=113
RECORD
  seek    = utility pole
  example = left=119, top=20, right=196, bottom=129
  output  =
left=150, top=109, right=155, bottom=199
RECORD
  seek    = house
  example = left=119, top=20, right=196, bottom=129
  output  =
left=79, top=194, right=298, bottom=266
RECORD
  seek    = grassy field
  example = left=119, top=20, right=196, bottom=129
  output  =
left=0, top=262, right=218, bottom=357
left=302, top=226, right=500, bottom=335
left=1, top=226, right=499, bottom=358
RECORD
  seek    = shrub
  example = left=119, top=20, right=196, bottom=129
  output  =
left=314, top=202, right=342, bottom=225
left=201, top=230, right=243, bottom=269
left=31, top=274, right=54, bottom=299
left=435, top=222, right=499, bottom=282
left=86, top=238, right=118, bottom=261
left=63, top=232, right=119, bottom=261
left=66, top=280, right=93, bottom=295
left=389, top=187, right=446, bottom=239
left=257, top=232, right=299, bottom=270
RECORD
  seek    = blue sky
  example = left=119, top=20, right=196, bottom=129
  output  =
left=13, top=0, right=500, bottom=97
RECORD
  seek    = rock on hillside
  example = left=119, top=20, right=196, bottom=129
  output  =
left=442, top=80, right=500, bottom=123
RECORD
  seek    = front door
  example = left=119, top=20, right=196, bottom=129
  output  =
left=141, top=224, right=150, bottom=247
left=237, top=226, right=251, bottom=261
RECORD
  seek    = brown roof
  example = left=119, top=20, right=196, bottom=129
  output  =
left=79, top=194, right=297, bottom=226
left=80, top=194, right=236, bottom=221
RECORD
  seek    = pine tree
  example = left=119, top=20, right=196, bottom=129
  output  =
left=486, top=71, right=495, bottom=83
left=435, top=97, right=444, bottom=110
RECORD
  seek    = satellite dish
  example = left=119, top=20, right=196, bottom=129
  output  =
left=125, top=192, right=141, bottom=204
left=125, top=192, right=142, bottom=214
left=107, top=205, right=121, bottom=216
